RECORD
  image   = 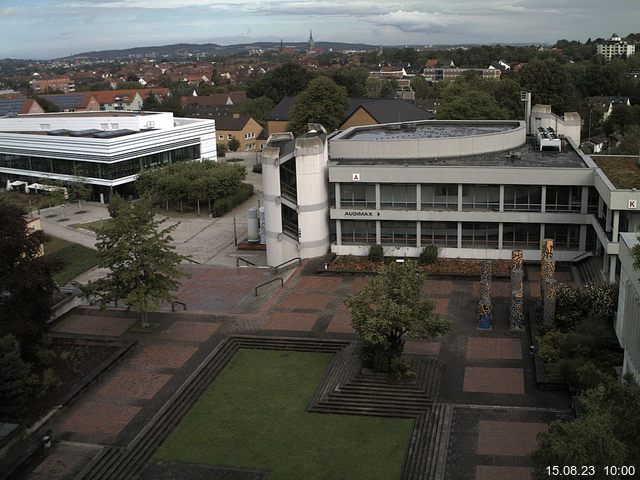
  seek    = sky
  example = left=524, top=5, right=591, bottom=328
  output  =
left=1, top=0, right=639, bottom=59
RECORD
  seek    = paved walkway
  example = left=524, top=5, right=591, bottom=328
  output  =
left=19, top=264, right=573, bottom=480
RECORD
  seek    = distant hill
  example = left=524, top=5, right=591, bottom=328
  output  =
left=65, top=41, right=379, bottom=60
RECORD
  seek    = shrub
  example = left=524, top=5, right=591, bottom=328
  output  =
left=227, top=136, right=240, bottom=152
left=418, top=245, right=439, bottom=265
left=390, top=357, right=416, bottom=383
left=252, top=163, right=262, bottom=174
left=537, top=329, right=566, bottom=364
left=35, top=348, right=57, bottom=366
left=555, top=283, right=618, bottom=331
left=210, top=183, right=254, bottom=217
left=368, top=244, right=384, bottom=262
left=216, top=142, right=227, bottom=157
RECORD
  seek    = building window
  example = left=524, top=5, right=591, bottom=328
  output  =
left=281, top=204, right=298, bottom=239
left=545, top=224, right=580, bottom=250
left=461, top=222, right=499, bottom=248
left=227, top=134, right=232, bottom=140
left=381, top=221, right=416, bottom=246
left=502, top=223, right=540, bottom=248
left=421, top=222, right=457, bottom=247
left=39, top=124, right=50, bottom=130
left=421, top=184, right=458, bottom=210
left=279, top=158, right=297, bottom=202
left=588, top=187, right=599, bottom=214
left=341, top=220, right=376, bottom=245
left=545, top=186, right=582, bottom=212
left=218, top=135, right=224, bottom=140
left=380, top=184, right=417, bottom=210
left=340, top=183, right=376, bottom=209
left=462, top=185, right=500, bottom=211
left=504, top=186, right=542, bottom=211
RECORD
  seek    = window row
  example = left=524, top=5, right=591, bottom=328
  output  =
left=0, top=145, right=201, bottom=180
left=337, top=183, right=588, bottom=213
left=340, top=221, right=581, bottom=250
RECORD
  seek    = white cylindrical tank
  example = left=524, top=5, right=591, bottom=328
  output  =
left=259, top=206, right=266, bottom=244
left=247, top=207, right=259, bottom=243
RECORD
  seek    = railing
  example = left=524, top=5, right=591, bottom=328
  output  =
left=255, top=277, right=283, bottom=296
left=274, top=257, right=301, bottom=274
left=571, top=251, right=594, bottom=264
left=236, top=257, right=257, bottom=267
left=171, top=301, right=187, bottom=312
left=184, top=257, right=201, bottom=264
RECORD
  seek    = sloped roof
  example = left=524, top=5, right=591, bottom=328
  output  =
left=182, top=92, right=247, bottom=107
left=0, top=98, right=37, bottom=116
left=213, top=114, right=252, bottom=131
left=42, top=93, right=95, bottom=110
left=80, top=89, right=169, bottom=105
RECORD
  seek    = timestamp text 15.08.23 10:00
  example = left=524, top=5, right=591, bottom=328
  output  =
left=546, top=465, right=636, bottom=476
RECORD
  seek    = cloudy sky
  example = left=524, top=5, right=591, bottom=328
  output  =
left=1, top=0, right=638, bottom=59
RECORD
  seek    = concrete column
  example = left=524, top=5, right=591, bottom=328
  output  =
left=416, top=184, right=421, bottom=211
left=375, top=183, right=381, bottom=210
left=336, top=219, right=342, bottom=246
left=603, top=253, right=609, bottom=275
left=539, top=224, right=545, bottom=248
left=540, top=185, right=546, bottom=213
left=581, top=186, right=589, bottom=214
left=376, top=220, right=381, bottom=244
left=499, top=185, right=505, bottom=213
left=457, top=221, right=462, bottom=249
left=598, top=196, right=604, bottom=218
left=579, top=225, right=587, bottom=251
left=498, top=223, right=504, bottom=250
left=458, top=184, right=463, bottom=211
left=606, top=206, right=612, bottom=232
left=416, top=221, right=421, bottom=249
left=612, top=210, right=620, bottom=242
left=609, top=255, right=617, bottom=283
left=335, top=183, right=341, bottom=209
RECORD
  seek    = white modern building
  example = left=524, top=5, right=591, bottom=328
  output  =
left=597, top=34, right=636, bottom=61
left=0, top=111, right=216, bottom=201
left=615, top=232, right=640, bottom=380
left=261, top=108, right=640, bottom=284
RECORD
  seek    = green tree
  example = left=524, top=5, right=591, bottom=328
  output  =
left=87, top=197, right=186, bottom=327
left=287, top=77, right=348, bottom=135
left=410, top=76, right=430, bottom=99
left=0, top=335, right=31, bottom=416
left=246, top=63, right=314, bottom=103
left=344, top=261, right=451, bottom=372
left=614, top=124, right=640, bottom=155
left=69, top=165, right=91, bottom=209
left=239, top=96, right=274, bottom=128
left=0, top=201, right=61, bottom=344
left=227, top=136, right=240, bottom=152
left=380, top=79, right=398, bottom=99
left=330, top=66, right=370, bottom=97
left=517, top=59, right=578, bottom=113
left=438, top=89, right=508, bottom=120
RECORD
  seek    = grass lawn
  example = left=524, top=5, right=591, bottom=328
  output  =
left=44, top=236, right=99, bottom=285
left=592, top=155, right=640, bottom=189
left=72, top=219, right=111, bottom=233
left=155, top=349, right=413, bottom=480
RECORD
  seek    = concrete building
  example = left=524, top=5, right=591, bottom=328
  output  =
left=0, top=111, right=216, bottom=201
left=29, top=77, right=75, bottom=94
left=616, top=232, right=640, bottom=380
left=261, top=108, right=640, bottom=283
left=597, top=34, right=636, bottom=61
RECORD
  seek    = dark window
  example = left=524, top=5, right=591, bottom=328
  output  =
left=546, top=186, right=581, bottom=212
left=462, top=185, right=500, bottom=211
left=545, top=224, right=580, bottom=249
left=340, top=183, right=376, bottom=209
left=380, top=184, right=417, bottom=210
left=461, top=222, right=500, bottom=248
left=502, top=223, right=540, bottom=248
left=421, top=184, right=458, bottom=210
left=421, top=222, right=458, bottom=247
left=504, top=186, right=542, bottom=212
left=341, top=220, right=377, bottom=245
left=281, top=204, right=298, bottom=239
left=380, top=221, right=416, bottom=246
left=279, top=158, right=297, bottom=202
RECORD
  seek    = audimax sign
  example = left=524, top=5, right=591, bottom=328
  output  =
left=344, top=210, right=381, bottom=217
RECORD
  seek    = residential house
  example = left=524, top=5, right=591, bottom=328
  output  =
left=0, top=98, right=45, bottom=116
left=214, top=114, right=264, bottom=152
left=597, top=34, right=636, bottom=61
left=588, top=96, right=631, bottom=121
left=29, top=76, right=75, bottom=93
left=41, top=93, right=101, bottom=112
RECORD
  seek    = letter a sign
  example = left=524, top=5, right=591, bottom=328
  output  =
left=352, top=173, right=361, bottom=182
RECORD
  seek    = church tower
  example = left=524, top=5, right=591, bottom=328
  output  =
left=308, top=29, right=315, bottom=54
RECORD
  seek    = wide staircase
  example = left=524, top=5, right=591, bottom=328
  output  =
left=575, top=256, right=605, bottom=285
left=75, top=336, right=452, bottom=480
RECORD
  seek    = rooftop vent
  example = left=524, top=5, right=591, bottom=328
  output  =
left=537, top=127, right=561, bottom=151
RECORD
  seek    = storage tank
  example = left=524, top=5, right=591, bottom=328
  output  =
left=247, top=207, right=259, bottom=243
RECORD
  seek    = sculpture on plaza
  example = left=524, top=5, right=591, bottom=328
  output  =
left=477, top=260, right=493, bottom=330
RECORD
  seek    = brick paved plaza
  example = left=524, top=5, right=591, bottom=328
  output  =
left=21, top=264, right=572, bottom=480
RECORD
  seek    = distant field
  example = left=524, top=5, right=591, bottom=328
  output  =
left=155, top=349, right=412, bottom=480
left=44, top=236, right=99, bottom=285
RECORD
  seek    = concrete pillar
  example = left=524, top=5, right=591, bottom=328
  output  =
left=335, top=183, right=341, bottom=209
left=416, top=221, right=421, bottom=249
left=375, top=183, right=381, bottom=210
left=581, top=186, right=589, bottom=214
left=458, top=184, right=463, bottom=211
left=598, top=196, right=604, bottom=219
left=539, top=224, right=545, bottom=247
left=612, top=210, right=620, bottom=242
left=336, top=220, right=342, bottom=246
left=415, top=184, right=421, bottom=211
left=603, top=253, right=609, bottom=275
left=540, top=185, right=546, bottom=213
left=478, top=260, right=493, bottom=330
left=376, top=220, right=381, bottom=244
left=510, top=290, right=524, bottom=331
left=606, top=206, right=612, bottom=232
left=457, top=221, right=462, bottom=249
left=609, top=255, right=617, bottom=283
left=579, top=225, right=587, bottom=251
left=499, top=185, right=505, bottom=213
left=498, top=223, right=504, bottom=250
left=511, top=249, right=524, bottom=271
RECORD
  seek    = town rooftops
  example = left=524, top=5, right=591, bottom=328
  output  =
left=0, top=98, right=41, bottom=116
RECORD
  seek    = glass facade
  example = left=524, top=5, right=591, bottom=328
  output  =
left=421, top=184, right=458, bottom=210
left=341, top=220, right=376, bottom=245
left=421, top=222, right=458, bottom=247
left=545, top=224, right=580, bottom=249
left=546, top=186, right=582, bottom=212
left=504, top=186, right=542, bottom=212
left=380, top=184, right=417, bottom=210
left=461, top=223, right=500, bottom=248
left=462, top=185, right=500, bottom=211
left=503, top=223, right=540, bottom=248
left=340, top=183, right=376, bottom=209
left=0, top=145, right=200, bottom=181
left=380, top=221, right=416, bottom=246
left=279, top=158, right=297, bottom=202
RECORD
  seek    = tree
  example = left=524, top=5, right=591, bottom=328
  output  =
left=329, top=66, right=370, bottom=97
left=227, top=136, right=240, bottom=152
left=239, top=96, right=274, bottom=128
left=517, top=59, right=578, bottom=113
left=246, top=63, right=314, bottom=104
left=287, top=77, right=348, bottom=135
left=344, top=261, right=451, bottom=372
left=69, top=165, right=91, bottom=209
left=410, top=76, right=430, bottom=99
left=0, top=335, right=31, bottom=417
left=87, top=197, right=186, bottom=327
left=0, top=201, right=61, bottom=344
left=438, top=89, right=508, bottom=120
